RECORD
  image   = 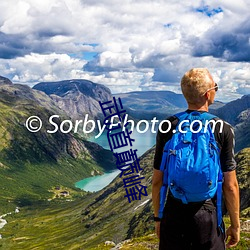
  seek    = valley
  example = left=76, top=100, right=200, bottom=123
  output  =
left=0, top=76, right=249, bottom=249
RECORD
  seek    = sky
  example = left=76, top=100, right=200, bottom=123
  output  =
left=0, top=0, right=249, bottom=102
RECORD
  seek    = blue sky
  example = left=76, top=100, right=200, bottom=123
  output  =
left=0, top=0, right=249, bottom=102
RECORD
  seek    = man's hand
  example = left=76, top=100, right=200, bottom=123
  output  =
left=223, top=171, right=240, bottom=248
left=225, top=225, right=240, bottom=248
left=152, top=169, right=163, bottom=240
left=155, top=221, right=160, bottom=239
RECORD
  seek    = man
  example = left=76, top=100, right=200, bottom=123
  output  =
left=152, top=68, right=240, bottom=249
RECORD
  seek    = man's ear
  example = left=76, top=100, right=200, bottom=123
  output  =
left=204, top=92, right=209, bottom=100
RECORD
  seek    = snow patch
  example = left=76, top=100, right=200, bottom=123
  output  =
left=134, top=199, right=150, bottom=210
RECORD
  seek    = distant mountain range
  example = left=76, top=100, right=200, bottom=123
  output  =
left=114, top=91, right=187, bottom=119
left=114, top=91, right=225, bottom=120
left=2, top=76, right=249, bottom=153
left=33, top=81, right=226, bottom=122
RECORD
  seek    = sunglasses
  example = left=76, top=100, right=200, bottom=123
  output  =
left=203, top=83, right=218, bottom=95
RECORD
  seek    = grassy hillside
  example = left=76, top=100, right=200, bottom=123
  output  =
left=235, top=148, right=250, bottom=214
left=0, top=148, right=154, bottom=249
left=1, top=147, right=249, bottom=249
left=0, top=84, right=115, bottom=213
left=234, top=109, right=250, bottom=152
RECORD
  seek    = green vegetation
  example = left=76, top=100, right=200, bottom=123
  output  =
left=224, top=217, right=250, bottom=250
left=0, top=156, right=97, bottom=212
left=235, top=148, right=250, bottom=214
left=0, top=199, right=88, bottom=250
left=89, top=228, right=250, bottom=250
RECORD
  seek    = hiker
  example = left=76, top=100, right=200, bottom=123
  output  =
left=152, top=68, right=240, bottom=250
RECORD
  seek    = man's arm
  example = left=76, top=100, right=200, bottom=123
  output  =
left=152, top=169, right=163, bottom=239
left=223, top=170, right=240, bottom=248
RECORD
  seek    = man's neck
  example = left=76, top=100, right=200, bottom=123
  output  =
left=187, top=103, right=209, bottom=112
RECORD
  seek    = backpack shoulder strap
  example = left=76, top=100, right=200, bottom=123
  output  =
left=201, top=112, right=223, bottom=230
left=174, top=111, right=217, bottom=122
left=173, top=111, right=189, bottom=121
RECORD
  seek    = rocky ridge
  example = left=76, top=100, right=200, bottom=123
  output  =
left=33, top=79, right=112, bottom=121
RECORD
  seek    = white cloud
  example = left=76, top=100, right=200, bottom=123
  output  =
left=0, top=53, right=87, bottom=85
left=0, top=0, right=249, bottom=101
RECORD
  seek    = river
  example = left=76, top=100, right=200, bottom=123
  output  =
left=75, top=128, right=156, bottom=192
left=0, top=208, right=19, bottom=239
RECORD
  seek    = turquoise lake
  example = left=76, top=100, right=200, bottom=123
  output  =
left=75, top=128, right=156, bottom=192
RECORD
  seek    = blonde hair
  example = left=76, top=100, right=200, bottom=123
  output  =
left=181, top=68, right=214, bottom=104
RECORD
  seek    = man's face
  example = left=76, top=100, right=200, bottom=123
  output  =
left=207, top=82, right=217, bottom=105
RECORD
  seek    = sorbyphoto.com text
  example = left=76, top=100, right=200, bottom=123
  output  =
left=25, top=114, right=224, bottom=137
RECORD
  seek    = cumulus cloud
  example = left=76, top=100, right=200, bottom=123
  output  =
left=0, top=0, right=249, bottom=101
left=0, top=53, right=87, bottom=85
left=192, top=18, right=250, bottom=62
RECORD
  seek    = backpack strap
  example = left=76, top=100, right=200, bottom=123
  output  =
left=200, top=112, right=223, bottom=229
left=174, top=111, right=189, bottom=122
left=158, top=112, right=187, bottom=218
left=158, top=112, right=188, bottom=218
left=158, top=142, right=171, bottom=218
left=200, top=112, right=217, bottom=120
left=174, top=111, right=218, bottom=126
left=201, top=112, right=223, bottom=230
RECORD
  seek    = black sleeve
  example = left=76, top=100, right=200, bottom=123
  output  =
left=153, top=116, right=178, bottom=170
left=214, top=120, right=237, bottom=172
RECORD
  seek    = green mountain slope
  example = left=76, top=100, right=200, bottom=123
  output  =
left=234, top=109, right=250, bottom=152
left=1, top=147, right=249, bottom=249
left=0, top=82, right=115, bottom=213
left=235, top=148, right=250, bottom=214
left=0, top=148, right=154, bottom=249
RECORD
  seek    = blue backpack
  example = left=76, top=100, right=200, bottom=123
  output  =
left=158, top=111, right=223, bottom=228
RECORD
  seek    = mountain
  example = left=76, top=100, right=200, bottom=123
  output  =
left=33, top=79, right=112, bottom=121
left=0, top=79, right=115, bottom=212
left=212, top=94, right=250, bottom=152
left=209, top=100, right=225, bottom=110
left=234, top=108, right=250, bottom=152
left=213, top=94, right=250, bottom=126
left=0, top=147, right=154, bottom=249
left=235, top=148, right=250, bottom=215
left=114, top=91, right=186, bottom=120
left=0, top=75, right=12, bottom=85
left=77, top=147, right=250, bottom=248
